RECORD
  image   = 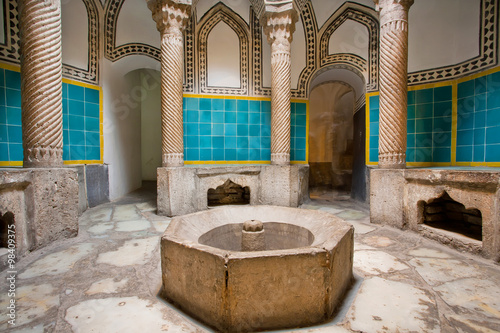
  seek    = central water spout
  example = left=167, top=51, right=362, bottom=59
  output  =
left=241, top=219, right=265, bottom=251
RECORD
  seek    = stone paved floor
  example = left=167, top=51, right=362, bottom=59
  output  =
left=1, top=185, right=500, bottom=332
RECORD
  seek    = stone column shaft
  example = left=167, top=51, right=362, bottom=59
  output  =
left=20, top=0, right=63, bottom=168
left=264, top=11, right=297, bottom=165
left=148, top=0, right=190, bottom=167
left=375, top=0, right=413, bottom=169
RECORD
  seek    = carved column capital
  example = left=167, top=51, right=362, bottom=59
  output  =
left=263, top=10, right=298, bottom=55
left=147, top=0, right=191, bottom=37
left=374, top=0, right=414, bottom=30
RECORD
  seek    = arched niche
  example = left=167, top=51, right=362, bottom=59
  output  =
left=207, top=21, right=241, bottom=88
left=328, top=19, right=369, bottom=63
left=62, top=0, right=89, bottom=70
left=197, top=2, right=250, bottom=95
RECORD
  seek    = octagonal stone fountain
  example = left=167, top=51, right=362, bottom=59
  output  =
left=161, top=205, right=354, bottom=332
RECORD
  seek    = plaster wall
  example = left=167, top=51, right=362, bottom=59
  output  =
left=408, top=0, right=480, bottom=72
left=196, top=0, right=250, bottom=24
left=115, top=0, right=160, bottom=49
left=311, top=0, right=375, bottom=29
left=140, top=70, right=162, bottom=181
left=329, top=19, right=369, bottom=63
left=102, top=57, right=158, bottom=199
left=61, top=0, right=88, bottom=70
left=207, top=22, right=241, bottom=88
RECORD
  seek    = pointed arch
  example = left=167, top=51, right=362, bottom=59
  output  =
left=318, top=2, right=379, bottom=92
left=197, top=2, right=250, bottom=95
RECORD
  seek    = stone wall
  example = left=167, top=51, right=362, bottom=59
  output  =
left=157, top=165, right=309, bottom=217
left=370, top=168, right=500, bottom=261
left=0, top=168, right=79, bottom=258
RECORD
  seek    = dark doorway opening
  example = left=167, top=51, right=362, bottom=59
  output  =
left=422, top=192, right=482, bottom=241
left=208, top=179, right=250, bottom=207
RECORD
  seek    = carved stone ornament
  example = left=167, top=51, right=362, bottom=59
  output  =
left=374, top=0, right=413, bottom=168
left=19, top=0, right=64, bottom=168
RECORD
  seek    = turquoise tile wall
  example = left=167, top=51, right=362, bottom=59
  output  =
left=0, top=68, right=101, bottom=163
left=183, top=97, right=307, bottom=162
left=368, top=70, right=500, bottom=164
left=456, top=72, right=500, bottom=162
left=369, top=87, right=453, bottom=164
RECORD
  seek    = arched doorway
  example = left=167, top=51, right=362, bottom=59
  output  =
left=308, top=67, right=367, bottom=201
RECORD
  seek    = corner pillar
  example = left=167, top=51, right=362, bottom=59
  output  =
left=19, top=0, right=64, bottom=168
left=374, top=0, right=414, bottom=169
left=148, top=0, right=192, bottom=167
left=263, top=9, right=298, bottom=165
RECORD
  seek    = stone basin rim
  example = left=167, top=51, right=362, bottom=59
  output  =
left=163, top=205, right=353, bottom=252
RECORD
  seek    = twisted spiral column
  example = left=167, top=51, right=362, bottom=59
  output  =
left=264, top=11, right=297, bottom=165
left=375, top=0, right=413, bottom=169
left=148, top=0, right=191, bottom=167
left=20, top=0, right=63, bottom=168
left=271, top=51, right=292, bottom=164
left=161, top=34, right=184, bottom=166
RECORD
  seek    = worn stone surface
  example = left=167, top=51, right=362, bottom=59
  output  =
left=162, top=205, right=354, bottom=332
left=1, top=186, right=499, bottom=333
left=371, top=168, right=500, bottom=261
left=0, top=168, right=79, bottom=259
left=85, top=164, right=110, bottom=208
left=370, top=168, right=405, bottom=227
left=157, top=165, right=309, bottom=216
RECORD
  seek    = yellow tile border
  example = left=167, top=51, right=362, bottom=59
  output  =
left=0, top=161, right=22, bottom=167
left=0, top=62, right=20, bottom=73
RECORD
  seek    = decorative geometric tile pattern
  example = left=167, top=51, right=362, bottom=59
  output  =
left=104, top=0, right=195, bottom=92
left=407, top=0, right=498, bottom=86
left=197, top=3, right=249, bottom=95
left=182, top=96, right=307, bottom=163
left=0, top=0, right=100, bottom=85
left=319, top=4, right=379, bottom=92
left=0, top=68, right=101, bottom=164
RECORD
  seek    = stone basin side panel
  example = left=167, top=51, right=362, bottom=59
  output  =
left=325, top=226, right=355, bottom=315
left=161, top=237, right=227, bottom=329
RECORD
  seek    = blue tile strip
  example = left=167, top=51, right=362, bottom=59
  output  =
left=183, top=97, right=307, bottom=162
left=0, top=68, right=101, bottom=163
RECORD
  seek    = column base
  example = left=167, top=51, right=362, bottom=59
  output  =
left=378, top=152, right=406, bottom=169
left=271, top=153, right=290, bottom=165
left=23, top=147, right=63, bottom=168
left=163, top=153, right=184, bottom=167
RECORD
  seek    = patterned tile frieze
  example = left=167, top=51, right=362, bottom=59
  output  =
left=251, top=1, right=317, bottom=99
left=407, top=0, right=498, bottom=86
left=197, top=2, right=249, bottom=95
left=251, top=7, right=271, bottom=97
left=291, top=1, right=318, bottom=99
left=319, top=4, right=379, bottom=93
left=104, top=0, right=160, bottom=61
left=0, top=0, right=99, bottom=85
